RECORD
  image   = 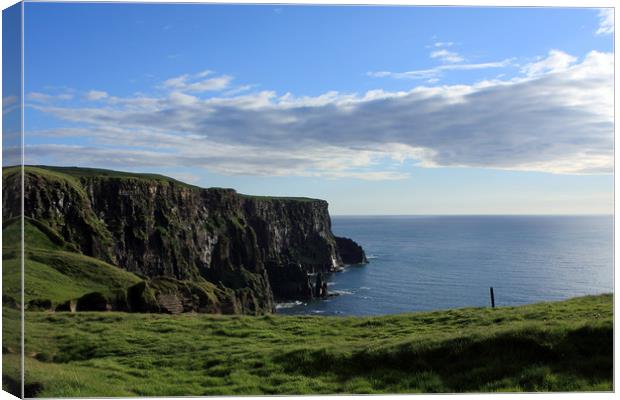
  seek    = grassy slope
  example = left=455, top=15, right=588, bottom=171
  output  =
left=2, top=294, right=612, bottom=396
left=2, top=219, right=141, bottom=305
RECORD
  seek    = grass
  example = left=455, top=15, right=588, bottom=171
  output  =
left=2, top=219, right=142, bottom=306
left=18, top=164, right=322, bottom=202
left=4, top=166, right=90, bottom=199
left=239, top=194, right=322, bottom=202
left=24, top=165, right=199, bottom=189
left=1, top=294, right=612, bottom=396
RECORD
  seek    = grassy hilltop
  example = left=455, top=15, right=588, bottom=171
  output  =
left=2, top=294, right=613, bottom=396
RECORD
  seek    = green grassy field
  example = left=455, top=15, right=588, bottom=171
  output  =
left=2, top=218, right=142, bottom=307
left=2, top=294, right=612, bottom=396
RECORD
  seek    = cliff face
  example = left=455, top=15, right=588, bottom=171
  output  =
left=242, top=198, right=341, bottom=299
left=335, top=237, right=369, bottom=264
left=4, top=166, right=361, bottom=314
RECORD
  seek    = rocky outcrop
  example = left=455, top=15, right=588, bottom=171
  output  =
left=3, top=166, right=368, bottom=314
left=314, top=272, right=328, bottom=298
left=125, top=277, right=250, bottom=314
left=75, top=292, right=111, bottom=312
left=335, top=236, right=368, bottom=264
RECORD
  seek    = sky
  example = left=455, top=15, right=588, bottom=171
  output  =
left=7, top=4, right=615, bottom=215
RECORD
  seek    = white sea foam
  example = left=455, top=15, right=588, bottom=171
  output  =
left=331, top=289, right=354, bottom=295
left=275, top=301, right=305, bottom=309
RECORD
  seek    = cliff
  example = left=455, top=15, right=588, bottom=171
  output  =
left=2, top=166, right=367, bottom=314
left=335, top=236, right=369, bottom=264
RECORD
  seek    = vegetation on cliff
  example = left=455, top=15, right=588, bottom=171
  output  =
left=2, top=212, right=267, bottom=315
left=3, top=218, right=141, bottom=307
left=2, top=294, right=612, bottom=396
left=2, top=166, right=368, bottom=314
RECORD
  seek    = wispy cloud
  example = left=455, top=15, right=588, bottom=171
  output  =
left=26, top=51, right=613, bottom=179
left=223, top=84, right=259, bottom=96
left=430, top=49, right=464, bottom=63
left=367, top=59, right=513, bottom=80
left=3, top=95, right=19, bottom=116
left=163, top=71, right=232, bottom=92
left=85, top=90, right=108, bottom=101
left=27, top=92, right=74, bottom=102
left=596, top=8, right=614, bottom=35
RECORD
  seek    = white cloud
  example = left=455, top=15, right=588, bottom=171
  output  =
left=163, top=71, right=232, bottom=92
left=3, top=95, right=17, bottom=105
left=430, top=49, right=464, bottom=63
left=27, top=92, right=53, bottom=102
left=196, top=70, right=214, bottom=78
left=86, top=90, right=108, bottom=100
left=186, top=76, right=232, bottom=92
left=3, top=95, right=19, bottom=116
left=433, top=41, right=454, bottom=47
left=596, top=8, right=614, bottom=35
left=520, top=49, right=577, bottom=76
left=27, top=92, right=74, bottom=102
left=168, top=91, right=199, bottom=106
left=223, top=84, right=259, bottom=96
left=163, top=74, right=189, bottom=88
left=27, top=50, right=613, bottom=179
left=368, top=59, right=513, bottom=80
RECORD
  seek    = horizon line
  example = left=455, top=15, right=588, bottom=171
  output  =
left=330, top=213, right=614, bottom=217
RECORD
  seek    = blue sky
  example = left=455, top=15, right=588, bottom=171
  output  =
left=13, top=4, right=615, bottom=214
left=2, top=2, right=21, bottom=163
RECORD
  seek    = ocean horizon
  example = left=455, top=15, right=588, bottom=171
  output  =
left=278, top=214, right=613, bottom=316
left=331, top=213, right=613, bottom=217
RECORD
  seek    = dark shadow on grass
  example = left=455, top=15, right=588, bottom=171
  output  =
left=276, top=324, right=612, bottom=392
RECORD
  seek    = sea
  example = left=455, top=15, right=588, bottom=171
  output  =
left=277, top=215, right=614, bottom=316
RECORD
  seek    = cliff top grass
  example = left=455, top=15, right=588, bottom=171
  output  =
left=17, top=165, right=324, bottom=202
left=5, top=166, right=91, bottom=201
left=239, top=193, right=322, bottom=203
left=2, top=294, right=612, bottom=397
left=24, top=165, right=200, bottom=189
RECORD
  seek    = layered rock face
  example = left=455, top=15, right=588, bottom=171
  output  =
left=4, top=166, right=367, bottom=314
